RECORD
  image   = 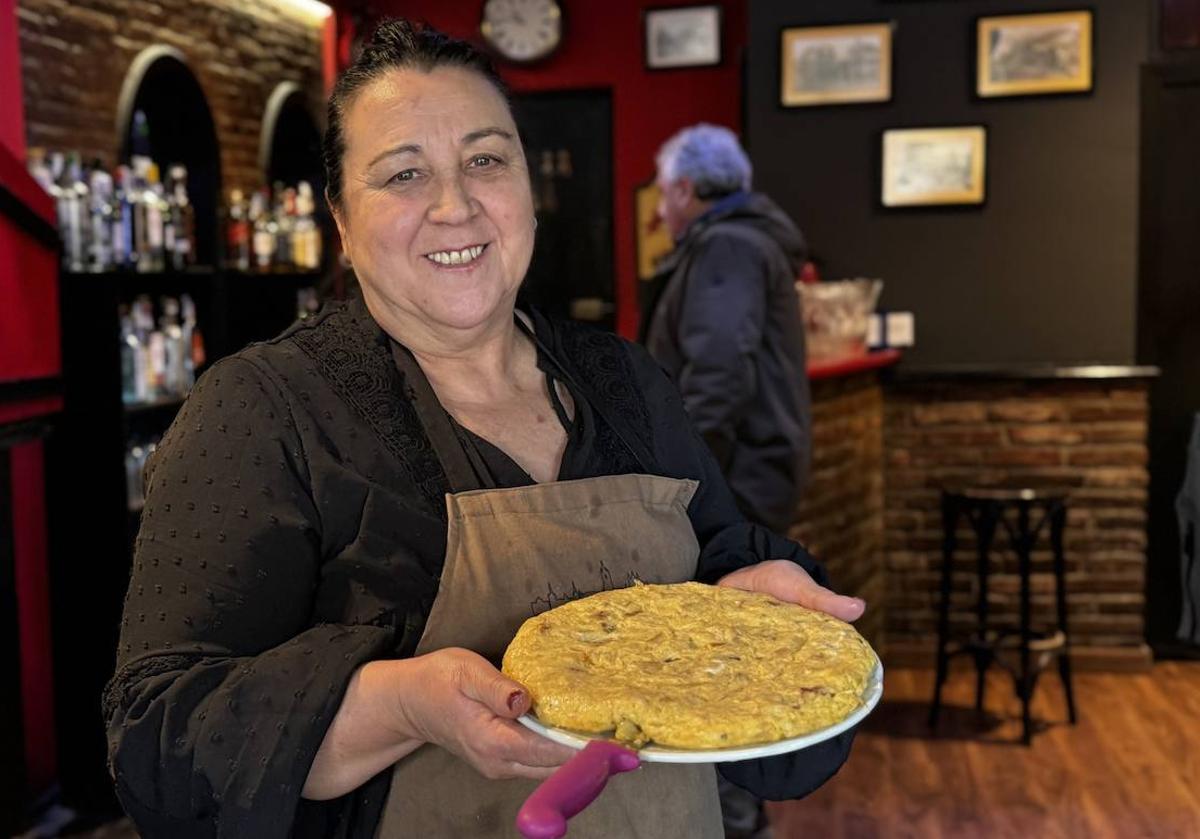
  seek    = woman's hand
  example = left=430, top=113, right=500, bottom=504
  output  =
left=303, top=648, right=574, bottom=801
left=717, top=559, right=866, bottom=623
left=400, top=647, right=576, bottom=781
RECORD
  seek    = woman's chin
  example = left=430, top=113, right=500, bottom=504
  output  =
left=422, top=290, right=515, bottom=333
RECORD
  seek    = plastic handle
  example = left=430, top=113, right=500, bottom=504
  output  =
left=516, top=740, right=640, bottom=839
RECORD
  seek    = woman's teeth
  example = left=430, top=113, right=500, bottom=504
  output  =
left=427, top=245, right=485, bottom=266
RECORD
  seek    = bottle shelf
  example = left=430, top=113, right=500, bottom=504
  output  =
left=123, top=394, right=186, bottom=415
left=62, top=266, right=216, bottom=277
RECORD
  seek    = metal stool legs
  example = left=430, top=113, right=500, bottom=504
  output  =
left=929, top=493, right=956, bottom=730
left=1050, top=501, right=1077, bottom=725
left=930, top=489, right=1077, bottom=743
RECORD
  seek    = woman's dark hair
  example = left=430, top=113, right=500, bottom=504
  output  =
left=323, top=18, right=510, bottom=210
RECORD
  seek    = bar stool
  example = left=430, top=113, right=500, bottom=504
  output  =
left=928, top=486, right=1078, bottom=744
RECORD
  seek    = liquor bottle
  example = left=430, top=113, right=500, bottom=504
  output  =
left=131, top=159, right=151, bottom=272
left=296, top=287, right=321, bottom=320
left=126, top=442, right=146, bottom=511
left=160, top=297, right=184, bottom=397
left=183, top=293, right=206, bottom=373
left=273, top=182, right=294, bottom=272
left=157, top=166, right=176, bottom=270
left=251, top=189, right=273, bottom=271
left=130, top=110, right=152, bottom=157
left=87, top=161, right=114, bottom=272
left=167, top=165, right=195, bottom=270
left=225, top=189, right=251, bottom=271
left=61, top=153, right=90, bottom=272
left=119, top=305, right=144, bottom=404
left=140, top=163, right=165, bottom=273
left=130, top=297, right=156, bottom=403
left=26, top=147, right=55, bottom=195
left=112, top=166, right=134, bottom=270
left=180, top=293, right=198, bottom=389
left=293, top=181, right=321, bottom=271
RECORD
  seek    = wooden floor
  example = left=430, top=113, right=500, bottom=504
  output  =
left=769, top=663, right=1200, bottom=839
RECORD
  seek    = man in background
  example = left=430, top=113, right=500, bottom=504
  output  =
left=645, top=123, right=811, bottom=534
left=643, top=123, right=814, bottom=839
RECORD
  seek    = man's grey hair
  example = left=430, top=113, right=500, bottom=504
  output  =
left=655, top=123, right=752, bottom=199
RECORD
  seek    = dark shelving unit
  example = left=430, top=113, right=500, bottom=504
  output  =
left=43, top=46, right=333, bottom=822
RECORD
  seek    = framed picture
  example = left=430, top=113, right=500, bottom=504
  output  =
left=644, top=5, right=722, bottom=70
left=977, top=10, right=1093, bottom=97
left=881, top=126, right=987, bottom=207
left=780, top=23, right=893, bottom=107
left=635, top=180, right=674, bottom=281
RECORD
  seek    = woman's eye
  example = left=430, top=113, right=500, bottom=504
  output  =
left=389, top=169, right=418, bottom=184
left=469, top=155, right=500, bottom=168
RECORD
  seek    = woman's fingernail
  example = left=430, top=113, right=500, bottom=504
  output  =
left=507, top=690, right=526, bottom=712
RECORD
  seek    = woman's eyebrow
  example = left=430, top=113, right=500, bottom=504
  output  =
left=367, top=143, right=421, bottom=168
left=462, top=127, right=514, bottom=145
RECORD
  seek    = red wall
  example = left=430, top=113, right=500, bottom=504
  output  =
left=2, top=0, right=60, bottom=799
left=0, top=0, right=25, bottom=158
left=339, top=0, right=747, bottom=338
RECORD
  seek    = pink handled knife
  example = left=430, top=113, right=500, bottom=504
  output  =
left=516, top=739, right=641, bottom=839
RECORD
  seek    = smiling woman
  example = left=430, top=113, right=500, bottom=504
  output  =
left=102, top=18, right=864, bottom=839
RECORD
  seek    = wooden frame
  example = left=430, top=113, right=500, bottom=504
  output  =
left=643, top=5, right=722, bottom=70
left=780, top=22, right=893, bottom=107
left=881, top=126, right=987, bottom=208
left=977, top=10, right=1094, bottom=98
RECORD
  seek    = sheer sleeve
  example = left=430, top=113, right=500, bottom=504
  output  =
left=103, top=356, right=395, bottom=837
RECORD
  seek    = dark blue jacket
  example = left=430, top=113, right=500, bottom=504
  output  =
left=645, top=192, right=812, bottom=532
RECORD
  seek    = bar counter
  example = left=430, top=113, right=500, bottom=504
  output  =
left=791, top=355, right=1159, bottom=671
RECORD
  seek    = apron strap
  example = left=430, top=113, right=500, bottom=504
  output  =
left=389, top=340, right=489, bottom=494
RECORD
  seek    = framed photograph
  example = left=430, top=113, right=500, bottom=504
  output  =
left=780, top=23, right=893, bottom=107
left=635, top=180, right=674, bottom=281
left=977, top=10, right=1093, bottom=98
left=644, top=5, right=722, bottom=70
left=881, top=126, right=987, bottom=208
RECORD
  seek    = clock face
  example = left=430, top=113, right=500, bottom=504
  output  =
left=481, top=0, right=563, bottom=64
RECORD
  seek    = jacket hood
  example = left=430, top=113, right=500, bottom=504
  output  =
left=688, top=192, right=807, bottom=274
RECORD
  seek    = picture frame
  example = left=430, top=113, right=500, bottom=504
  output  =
left=643, top=5, right=722, bottom=70
left=779, top=22, right=893, bottom=107
left=977, top=10, right=1093, bottom=98
left=881, top=126, right=987, bottom=208
left=635, top=179, right=674, bottom=281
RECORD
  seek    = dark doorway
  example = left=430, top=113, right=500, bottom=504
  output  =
left=511, top=90, right=615, bottom=330
left=1137, top=60, right=1200, bottom=657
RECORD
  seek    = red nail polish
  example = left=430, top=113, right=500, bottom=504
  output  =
left=507, top=690, right=525, bottom=712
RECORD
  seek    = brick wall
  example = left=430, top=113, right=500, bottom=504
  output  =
left=791, top=373, right=886, bottom=652
left=883, top=378, right=1152, bottom=670
left=17, top=0, right=325, bottom=195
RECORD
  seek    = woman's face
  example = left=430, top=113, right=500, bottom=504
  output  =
left=334, top=66, right=534, bottom=336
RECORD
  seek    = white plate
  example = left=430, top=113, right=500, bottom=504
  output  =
left=518, top=660, right=883, bottom=763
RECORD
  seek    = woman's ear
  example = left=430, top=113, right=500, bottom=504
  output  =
left=327, top=191, right=351, bottom=253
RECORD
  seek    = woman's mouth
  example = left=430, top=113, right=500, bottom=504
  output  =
left=424, top=243, right=488, bottom=267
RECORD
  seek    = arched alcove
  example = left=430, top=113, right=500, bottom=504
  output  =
left=260, top=82, right=324, bottom=194
left=116, top=46, right=221, bottom=267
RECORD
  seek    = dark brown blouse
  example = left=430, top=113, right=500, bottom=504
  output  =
left=103, top=298, right=854, bottom=838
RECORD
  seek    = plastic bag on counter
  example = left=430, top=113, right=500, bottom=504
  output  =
left=796, top=278, right=883, bottom=362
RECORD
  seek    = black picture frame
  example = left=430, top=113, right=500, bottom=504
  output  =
left=643, top=4, right=723, bottom=71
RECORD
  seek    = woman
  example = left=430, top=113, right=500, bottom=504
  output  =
left=104, top=20, right=865, bottom=839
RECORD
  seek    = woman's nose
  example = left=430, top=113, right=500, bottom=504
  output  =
left=428, top=173, right=477, bottom=224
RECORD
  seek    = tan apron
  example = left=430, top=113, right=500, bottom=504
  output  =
left=375, top=471, right=723, bottom=838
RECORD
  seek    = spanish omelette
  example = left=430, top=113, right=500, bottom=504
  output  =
left=502, top=581, right=877, bottom=750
